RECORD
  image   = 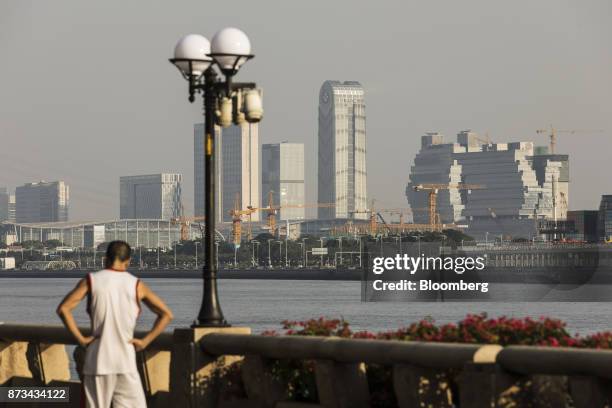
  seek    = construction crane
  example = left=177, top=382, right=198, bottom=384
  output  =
left=536, top=126, right=603, bottom=154
left=349, top=200, right=380, bottom=236
left=412, top=183, right=484, bottom=231
left=228, top=191, right=336, bottom=245
left=228, top=194, right=260, bottom=246
left=227, top=194, right=258, bottom=247
left=170, top=216, right=205, bottom=241
left=346, top=201, right=431, bottom=236
left=257, top=191, right=335, bottom=236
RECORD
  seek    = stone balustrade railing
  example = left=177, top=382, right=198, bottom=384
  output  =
left=1, top=323, right=612, bottom=407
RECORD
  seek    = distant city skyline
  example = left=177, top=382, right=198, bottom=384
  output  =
left=1, top=0, right=610, bottom=220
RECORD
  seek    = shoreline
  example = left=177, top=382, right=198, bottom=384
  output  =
left=0, top=268, right=363, bottom=280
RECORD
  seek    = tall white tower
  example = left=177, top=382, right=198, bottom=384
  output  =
left=317, top=81, right=367, bottom=220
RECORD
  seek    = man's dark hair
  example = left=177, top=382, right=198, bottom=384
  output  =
left=105, top=240, right=131, bottom=268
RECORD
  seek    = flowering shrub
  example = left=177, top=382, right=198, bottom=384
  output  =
left=266, top=313, right=612, bottom=348
left=581, top=331, right=612, bottom=349
left=255, top=314, right=611, bottom=405
left=351, top=313, right=586, bottom=347
left=281, top=317, right=352, bottom=337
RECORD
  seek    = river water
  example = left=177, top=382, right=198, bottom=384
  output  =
left=1, top=278, right=612, bottom=335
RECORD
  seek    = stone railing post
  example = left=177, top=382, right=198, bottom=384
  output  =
left=169, top=327, right=250, bottom=408
left=393, top=364, right=453, bottom=408
left=137, top=348, right=172, bottom=408
left=456, top=345, right=524, bottom=408
left=567, top=376, right=611, bottom=408
left=458, top=362, right=522, bottom=408
left=314, top=360, right=369, bottom=408
left=240, top=354, right=289, bottom=407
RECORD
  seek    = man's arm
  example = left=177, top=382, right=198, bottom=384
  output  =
left=130, top=281, right=173, bottom=351
left=57, top=278, right=94, bottom=347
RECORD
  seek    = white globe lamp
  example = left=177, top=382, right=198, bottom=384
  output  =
left=170, top=34, right=212, bottom=79
left=210, top=27, right=253, bottom=75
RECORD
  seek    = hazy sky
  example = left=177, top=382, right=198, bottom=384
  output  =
left=1, top=0, right=611, bottom=220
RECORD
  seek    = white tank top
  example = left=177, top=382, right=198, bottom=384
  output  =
left=83, top=269, right=141, bottom=375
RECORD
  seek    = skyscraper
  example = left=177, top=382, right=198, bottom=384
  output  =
left=262, top=142, right=305, bottom=220
left=317, top=80, right=367, bottom=220
left=0, top=188, right=9, bottom=222
left=120, top=174, right=182, bottom=220
left=15, top=181, right=69, bottom=223
left=194, top=123, right=260, bottom=223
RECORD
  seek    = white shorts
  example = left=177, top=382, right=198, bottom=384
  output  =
left=83, top=372, right=146, bottom=408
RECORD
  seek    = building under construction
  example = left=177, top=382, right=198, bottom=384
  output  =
left=406, top=131, right=569, bottom=240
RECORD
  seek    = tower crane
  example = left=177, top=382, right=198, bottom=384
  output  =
left=536, top=126, right=603, bottom=154
left=412, top=183, right=484, bottom=231
left=170, top=216, right=205, bottom=241
left=257, top=191, right=335, bottom=236
left=347, top=201, right=431, bottom=235
left=228, top=194, right=257, bottom=247
left=228, top=191, right=336, bottom=246
left=349, top=200, right=380, bottom=236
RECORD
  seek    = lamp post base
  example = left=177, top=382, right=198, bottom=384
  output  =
left=191, top=320, right=231, bottom=328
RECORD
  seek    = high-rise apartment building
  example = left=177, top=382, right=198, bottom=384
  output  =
left=318, top=80, right=367, bottom=220
left=15, top=181, right=69, bottom=223
left=194, top=123, right=260, bottom=223
left=262, top=142, right=305, bottom=221
left=120, top=174, right=182, bottom=220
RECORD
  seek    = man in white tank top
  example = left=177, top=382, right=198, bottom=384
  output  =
left=57, top=241, right=174, bottom=408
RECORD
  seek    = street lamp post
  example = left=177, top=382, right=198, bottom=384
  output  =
left=301, top=238, right=308, bottom=268
left=170, top=29, right=262, bottom=327
left=319, top=238, right=325, bottom=268
left=195, top=241, right=200, bottom=269
left=298, top=242, right=304, bottom=267
left=267, top=239, right=273, bottom=268
left=399, top=234, right=403, bottom=255
left=337, top=236, right=343, bottom=266
left=358, top=235, right=363, bottom=268
left=276, top=240, right=283, bottom=267
left=215, top=241, right=220, bottom=270
left=250, top=240, right=259, bottom=267
left=234, top=245, right=238, bottom=268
